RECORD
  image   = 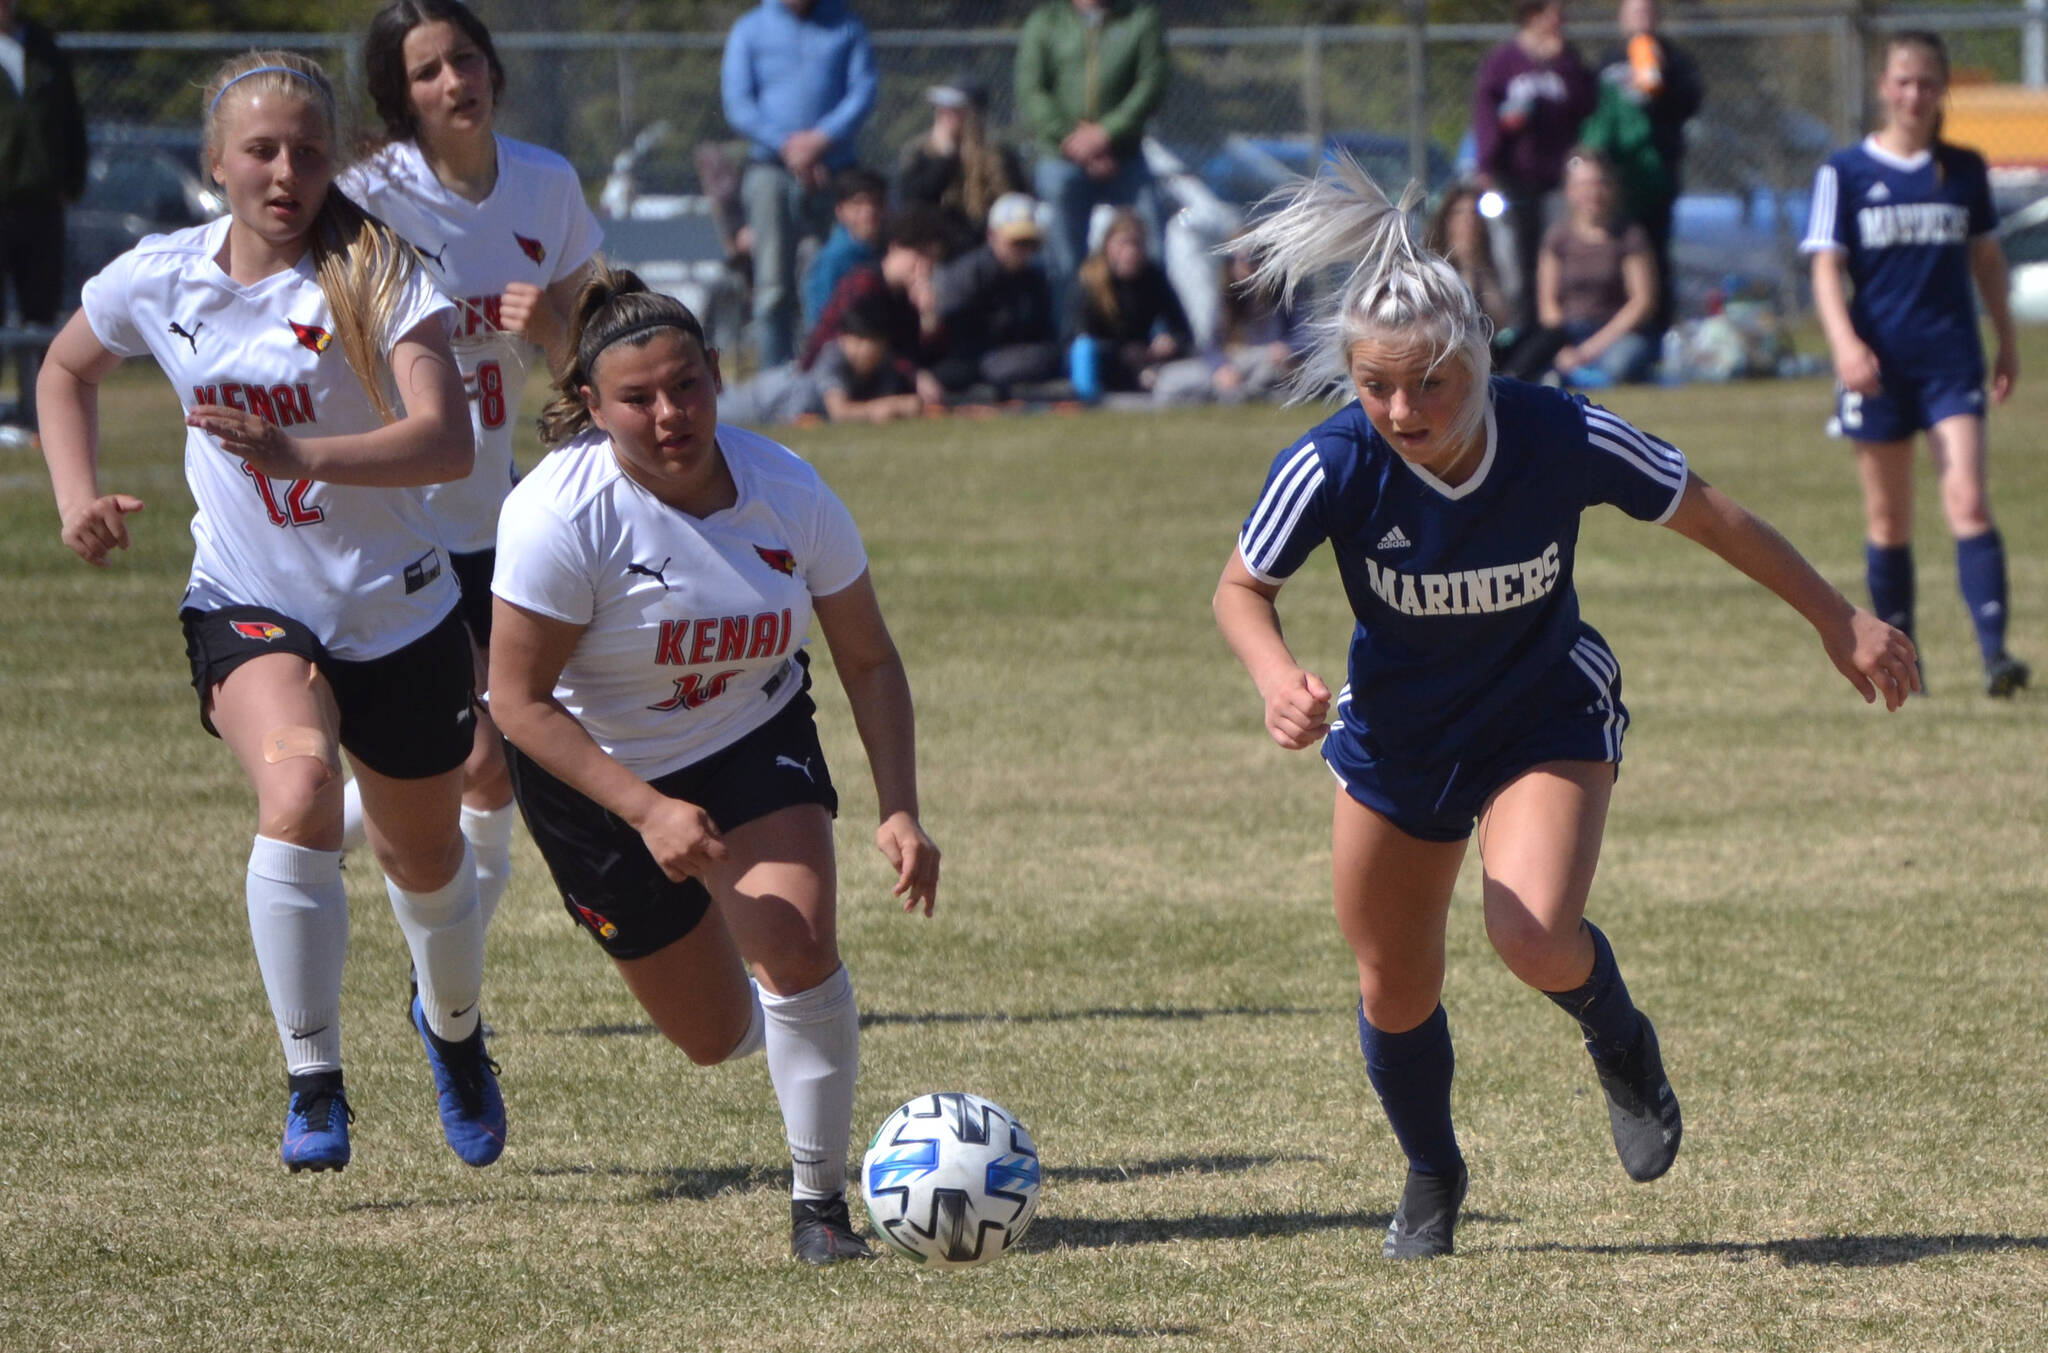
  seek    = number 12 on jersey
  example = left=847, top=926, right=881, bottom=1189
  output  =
left=242, top=462, right=325, bottom=527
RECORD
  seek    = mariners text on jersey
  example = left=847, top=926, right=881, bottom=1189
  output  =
left=1363, top=542, right=1561, bottom=617
left=1856, top=202, right=1969, bottom=249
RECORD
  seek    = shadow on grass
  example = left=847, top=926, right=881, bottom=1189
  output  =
left=998, top=1326, right=1202, bottom=1342
left=1050, top=1153, right=1322, bottom=1184
left=528, top=1161, right=788, bottom=1201
left=1513, top=1233, right=2048, bottom=1267
left=1023, top=1207, right=1512, bottom=1250
left=547, top=1005, right=1330, bottom=1038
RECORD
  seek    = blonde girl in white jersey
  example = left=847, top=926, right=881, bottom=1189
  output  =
left=490, top=267, right=940, bottom=1265
left=37, top=50, right=506, bottom=1174
left=335, top=0, right=604, bottom=936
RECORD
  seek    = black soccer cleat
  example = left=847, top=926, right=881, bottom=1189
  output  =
left=1984, top=653, right=2030, bottom=698
left=791, top=1194, right=874, bottom=1265
left=1382, top=1164, right=1469, bottom=1259
left=1593, top=1013, right=1683, bottom=1182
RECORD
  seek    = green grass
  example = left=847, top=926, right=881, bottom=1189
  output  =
left=3, top=354, right=2046, bottom=1351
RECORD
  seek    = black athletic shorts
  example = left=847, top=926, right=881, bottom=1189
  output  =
left=180, top=604, right=477, bottom=780
left=448, top=548, right=496, bottom=648
left=506, top=692, right=839, bottom=961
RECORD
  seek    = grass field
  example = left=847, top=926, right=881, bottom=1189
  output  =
left=2, top=354, right=2046, bottom=1351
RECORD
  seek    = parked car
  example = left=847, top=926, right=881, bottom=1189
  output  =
left=65, top=125, right=223, bottom=307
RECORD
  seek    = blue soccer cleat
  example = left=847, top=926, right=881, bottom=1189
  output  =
left=282, top=1072, right=353, bottom=1173
left=409, top=995, right=506, bottom=1167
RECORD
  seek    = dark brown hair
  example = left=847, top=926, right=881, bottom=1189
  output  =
left=363, top=0, right=507, bottom=145
left=538, top=263, right=710, bottom=445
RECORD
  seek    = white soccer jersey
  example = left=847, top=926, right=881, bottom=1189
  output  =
left=341, top=136, right=604, bottom=553
left=81, top=216, right=459, bottom=660
left=493, top=425, right=869, bottom=779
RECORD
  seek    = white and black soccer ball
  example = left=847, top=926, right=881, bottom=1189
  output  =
left=861, top=1092, right=1042, bottom=1268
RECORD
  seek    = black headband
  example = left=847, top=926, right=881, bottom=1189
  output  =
left=581, top=315, right=697, bottom=371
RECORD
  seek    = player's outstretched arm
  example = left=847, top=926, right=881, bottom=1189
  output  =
left=185, top=316, right=475, bottom=488
left=38, top=313, right=141, bottom=567
left=1214, top=549, right=1331, bottom=750
left=813, top=570, right=939, bottom=915
left=1663, top=476, right=1920, bottom=710
left=489, top=597, right=728, bottom=883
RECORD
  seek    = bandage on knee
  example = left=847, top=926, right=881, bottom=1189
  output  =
left=262, top=725, right=338, bottom=781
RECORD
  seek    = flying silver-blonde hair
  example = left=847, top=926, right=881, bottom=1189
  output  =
left=1235, top=155, right=1493, bottom=452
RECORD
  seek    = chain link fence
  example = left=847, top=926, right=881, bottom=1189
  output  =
left=53, top=3, right=2048, bottom=320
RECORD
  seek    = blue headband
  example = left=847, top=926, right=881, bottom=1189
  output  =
left=210, top=65, right=325, bottom=114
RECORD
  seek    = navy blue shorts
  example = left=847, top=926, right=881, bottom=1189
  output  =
left=506, top=692, right=839, bottom=961
left=1322, top=632, right=1627, bottom=843
left=180, top=604, right=476, bottom=780
left=1831, top=369, right=1986, bottom=443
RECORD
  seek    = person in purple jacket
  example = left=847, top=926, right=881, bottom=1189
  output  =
left=1472, top=0, right=1598, bottom=338
left=721, top=0, right=878, bottom=368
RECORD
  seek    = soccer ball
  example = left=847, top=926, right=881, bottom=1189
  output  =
left=861, top=1092, right=1042, bottom=1268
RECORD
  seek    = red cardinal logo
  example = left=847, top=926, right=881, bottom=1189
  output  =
left=754, top=545, right=797, bottom=576
left=229, top=620, right=286, bottom=642
left=514, top=233, right=546, bottom=265
left=568, top=899, right=619, bottom=940
left=288, top=320, right=332, bottom=353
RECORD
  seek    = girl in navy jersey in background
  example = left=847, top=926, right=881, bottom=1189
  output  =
left=37, top=50, right=505, bottom=1174
left=1805, top=30, right=2027, bottom=697
left=338, top=0, right=605, bottom=934
left=489, top=267, right=939, bottom=1265
left=1213, top=158, right=1919, bottom=1258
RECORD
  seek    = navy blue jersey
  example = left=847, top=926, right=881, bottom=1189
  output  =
left=1801, top=138, right=1996, bottom=377
left=1237, top=380, right=1688, bottom=760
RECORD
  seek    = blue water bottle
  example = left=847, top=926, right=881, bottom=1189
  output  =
left=1069, top=336, right=1101, bottom=404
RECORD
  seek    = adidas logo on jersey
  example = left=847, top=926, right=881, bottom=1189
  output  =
left=1376, top=525, right=1413, bottom=551
left=1867, top=182, right=1891, bottom=202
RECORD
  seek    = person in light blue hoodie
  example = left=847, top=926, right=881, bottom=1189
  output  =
left=721, top=0, right=878, bottom=367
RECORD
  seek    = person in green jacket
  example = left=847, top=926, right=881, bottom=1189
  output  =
left=1014, top=0, right=1169, bottom=304
left=0, top=0, right=85, bottom=446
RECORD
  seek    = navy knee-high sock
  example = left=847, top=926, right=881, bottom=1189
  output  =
left=1956, top=530, right=2010, bottom=663
left=1356, top=1003, right=1462, bottom=1177
left=1542, top=922, right=1644, bottom=1063
left=1866, top=542, right=1915, bottom=642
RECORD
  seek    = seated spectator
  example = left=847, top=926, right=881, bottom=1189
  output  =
left=896, top=74, right=1026, bottom=260
left=1068, top=208, right=1193, bottom=396
left=800, top=203, right=950, bottom=403
left=800, top=166, right=887, bottom=335
left=1425, top=181, right=1515, bottom=339
left=1501, top=149, right=1657, bottom=385
left=1206, top=238, right=1311, bottom=404
left=815, top=297, right=925, bottom=423
left=931, top=192, right=1063, bottom=398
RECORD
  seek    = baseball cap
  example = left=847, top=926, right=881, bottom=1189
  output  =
left=988, top=192, right=1042, bottom=243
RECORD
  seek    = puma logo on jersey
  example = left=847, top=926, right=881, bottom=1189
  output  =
left=775, top=755, right=816, bottom=782
left=416, top=241, right=450, bottom=271
left=288, top=320, right=332, bottom=353
left=625, top=557, right=672, bottom=590
left=754, top=545, right=797, bottom=575
left=1376, top=525, right=1412, bottom=551
left=514, top=233, right=546, bottom=265
left=167, top=320, right=204, bottom=353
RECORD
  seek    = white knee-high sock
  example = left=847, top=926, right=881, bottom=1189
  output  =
left=719, top=978, right=766, bottom=1063
left=386, top=842, right=484, bottom=1042
left=760, top=965, right=859, bottom=1199
left=340, top=777, right=367, bottom=855
left=459, top=802, right=517, bottom=930
left=246, top=835, right=348, bottom=1076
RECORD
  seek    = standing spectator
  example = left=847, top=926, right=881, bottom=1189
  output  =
left=1472, top=0, right=1598, bottom=339
left=895, top=74, right=1025, bottom=260
left=1586, top=0, right=1703, bottom=337
left=800, top=166, right=885, bottom=336
left=720, top=0, right=877, bottom=368
left=1068, top=208, right=1191, bottom=396
left=932, top=192, right=1062, bottom=398
left=1015, top=0, right=1169, bottom=305
left=0, top=0, right=86, bottom=450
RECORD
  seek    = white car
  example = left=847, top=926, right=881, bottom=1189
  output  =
left=1998, top=193, right=2048, bottom=323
